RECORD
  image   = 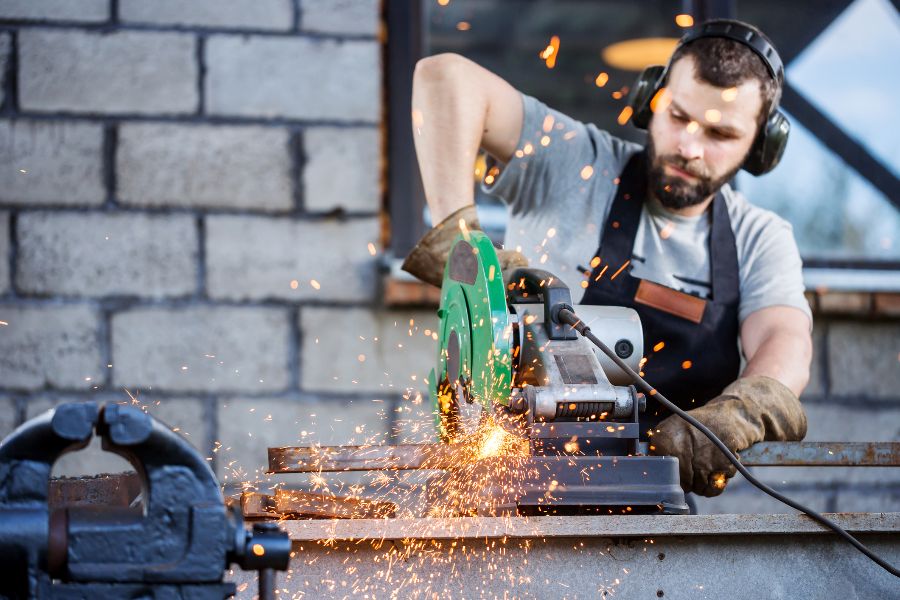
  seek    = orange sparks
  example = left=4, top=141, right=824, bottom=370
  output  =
left=252, top=543, right=266, bottom=556
left=290, top=279, right=299, bottom=289
left=542, top=114, right=555, bottom=132
left=721, top=87, right=738, bottom=102
left=617, top=106, right=633, bottom=125
left=682, top=360, right=693, bottom=369
left=367, top=242, right=377, bottom=256
left=540, top=35, right=560, bottom=68
left=310, top=279, right=321, bottom=290
left=653, top=341, right=665, bottom=352
left=610, top=260, right=630, bottom=280
left=357, top=354, right=366, bottom=362
left=456, top=21, right=470, bottom=31
left=540, top=135, right=551, bottom=146
left=705, top=108, right=721, bottom=123
left=437, top=0, right=449, bottom=5
left=590, top=256, right=601, bottom=268
left=659, top=220, right=675, bottom=239
left=675, top=14, right=694, bottom=27
left=649, top=87, right=672, bottom=114
left=580, top=165, right=594, bottom=180
left=547, top=227, right=557, bottom=238
left=594, top=264, right=609, bottom=281
left=0, top=321, right=7, bottom=327
left=686, top=120, right=700, bottom=134
left=594, top=72, right=609, bottom=87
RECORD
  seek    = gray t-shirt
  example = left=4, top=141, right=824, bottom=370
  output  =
left=483, top=93, right=812, bottom=325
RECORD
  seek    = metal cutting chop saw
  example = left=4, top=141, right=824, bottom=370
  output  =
left=429, top=232, right=688, bottom=515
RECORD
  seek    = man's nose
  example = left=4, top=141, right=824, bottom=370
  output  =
left=677, top=123, right=704, bottom=161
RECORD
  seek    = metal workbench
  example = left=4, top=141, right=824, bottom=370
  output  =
left=229, top=512, right=900, bottom=599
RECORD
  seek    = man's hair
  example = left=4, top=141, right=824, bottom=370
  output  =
left=670, top=32, right=782, bottom=129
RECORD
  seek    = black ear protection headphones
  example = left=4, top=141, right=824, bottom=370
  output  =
left=627, top=19, right=790, bottom=176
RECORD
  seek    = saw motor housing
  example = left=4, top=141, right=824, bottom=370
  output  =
left=431, top=232, right=687, bottom=514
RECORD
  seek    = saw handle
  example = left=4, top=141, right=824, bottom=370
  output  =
left=506, top=267, right=576, bottom=340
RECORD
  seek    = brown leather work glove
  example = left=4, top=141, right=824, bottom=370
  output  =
left=401, top=204, right=529, bottom=287
left=649, top=375, right=808, bottom=497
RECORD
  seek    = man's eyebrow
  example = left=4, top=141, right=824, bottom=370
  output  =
left=671, top=100, right=743, bottom=136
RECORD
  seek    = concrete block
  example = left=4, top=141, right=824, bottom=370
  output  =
left=828, top=321, right=900, bottom=399
left=300, top=0, right=379, bottom=36
left=0, top=305, right=103, bottom=390
left=0, top=120, right=104, bottom=206
left=0, top=212, right=8, bottom=295
left=16, top=212, right=197, bottom=298
left=834, top=487, right=900, bottom=513
left=299, top=307, right=438, bottom=394
left=801, top=325, right=826, bottom=398
left=120, top=0, right=292, bottom=30
left=205, top=35, right=379, bottom=121
left=216, top=395, right=391, bottom=483
left=0, top=396, right=17, bottom=439
left=205, top=216, right=379, bottom=302
left=0, top=34, right=10, bottom=109
left=303, top=127, right=380, bottom=213
left=112, top=307, right=290, bottom=393
left=0, top=0, right=109, bottom=22
left=26, top=394, right=209, bottom=475
left=117, top=123, right=292, bottom=211
left=19, top=29, right=197, bottom=115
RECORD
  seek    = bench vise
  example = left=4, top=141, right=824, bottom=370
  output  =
left=0, top=401, right=290, bottom=599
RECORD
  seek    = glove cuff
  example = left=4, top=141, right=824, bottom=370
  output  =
left=714, top=375, right=808, bottom=442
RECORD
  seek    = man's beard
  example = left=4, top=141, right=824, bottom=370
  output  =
left=646, top=135, right=741, bottom=210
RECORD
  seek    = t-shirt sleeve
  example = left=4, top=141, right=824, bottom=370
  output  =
left=737, top=210, right=812, bottom=326
left=480, top=93, right=633, bottom=217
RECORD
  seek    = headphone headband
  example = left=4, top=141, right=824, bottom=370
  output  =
left=678, top=19, right=783, bottom=82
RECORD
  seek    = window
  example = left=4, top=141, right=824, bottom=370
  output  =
left=387, top=0, right=900, bottom=289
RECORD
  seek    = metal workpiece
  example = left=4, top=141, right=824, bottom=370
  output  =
left=228, top=514, right=900, bottom=600
left=0, top=401, right=290, bottom=599
left=739, top=441, right=900, bottom=466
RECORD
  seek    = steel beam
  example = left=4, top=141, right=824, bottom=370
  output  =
left=268, top=441, right=900, bottom=473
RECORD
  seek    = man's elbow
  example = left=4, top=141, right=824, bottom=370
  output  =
left=413, top=53, right=470, bottom=88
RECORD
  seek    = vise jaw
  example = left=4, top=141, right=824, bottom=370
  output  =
left=0, top=401, right=290, bottom=599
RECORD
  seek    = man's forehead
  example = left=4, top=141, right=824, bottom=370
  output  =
left=666, top=56, right=763, bottom=132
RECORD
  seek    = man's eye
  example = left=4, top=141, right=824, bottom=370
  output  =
left=671, top=112, right=688, bottom=122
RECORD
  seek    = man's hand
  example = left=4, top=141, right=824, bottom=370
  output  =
left=650, top=375, right=808, bottom=497
left=401, top=204, right=528, bottom=287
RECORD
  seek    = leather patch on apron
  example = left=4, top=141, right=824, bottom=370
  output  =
left=634, top=279, right=707, bottom=324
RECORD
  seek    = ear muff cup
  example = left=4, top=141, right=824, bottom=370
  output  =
left=743, top=110, right=790, bottom=175
left=627, top=65, right=665, bottom=129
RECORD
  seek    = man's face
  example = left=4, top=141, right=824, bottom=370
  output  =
left=647, top=55, right=764, bottom=210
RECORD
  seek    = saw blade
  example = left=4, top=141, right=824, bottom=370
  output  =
left=432, top=231, right=512, bottom=442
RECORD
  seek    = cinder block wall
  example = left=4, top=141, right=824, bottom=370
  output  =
left=0, top=0, right=440, bottom=491
left=0, top=2, right=897, bottom=513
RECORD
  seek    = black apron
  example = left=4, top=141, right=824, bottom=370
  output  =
left=580, top=152, right=741, bottom=436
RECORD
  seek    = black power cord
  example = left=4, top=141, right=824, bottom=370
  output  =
left=554, top=306, right=900, bottom=579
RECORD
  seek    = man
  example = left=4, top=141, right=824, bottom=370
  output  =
left=403, top=20, right=811, bottom=498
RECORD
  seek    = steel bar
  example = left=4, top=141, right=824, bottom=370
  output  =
left=268, top=441, right=900, bottom=473
left=739, top=441, right=900, bottom=466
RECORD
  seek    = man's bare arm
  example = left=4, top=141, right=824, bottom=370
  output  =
left=740, top=306, right=812, bottom=396
left=412, top=53, right=524, bottom=223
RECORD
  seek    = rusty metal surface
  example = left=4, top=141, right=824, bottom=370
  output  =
left=268, top=443, right=461, bottom=473
left=739, top=441, right=900, bottom=466
left=241, top=491, right=397, bottom=520
left=268, top=441, right=900, bottom=473
left=48, top=472, right=142, bottom=509
left=276, top=512, right=900, bottom=541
